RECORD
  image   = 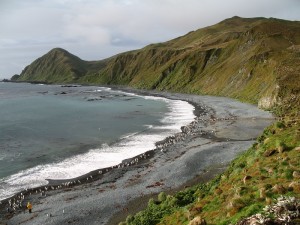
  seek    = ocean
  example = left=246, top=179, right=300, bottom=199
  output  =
left=0, top=82, right=195, bottom=200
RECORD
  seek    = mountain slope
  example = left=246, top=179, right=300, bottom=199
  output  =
left=103, top=17, right=299, bottom=108
left=14, top=17, right=300, bottom=112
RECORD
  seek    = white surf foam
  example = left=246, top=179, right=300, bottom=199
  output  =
left=83, top=87, right=111, bottom=93
left=0, top=90, right=195, bottom=200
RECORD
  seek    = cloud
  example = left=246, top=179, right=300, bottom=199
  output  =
left=0, top=0, right=299, bottom=79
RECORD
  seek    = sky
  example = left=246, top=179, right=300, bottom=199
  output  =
left=0, top=0, right=299, bottom=79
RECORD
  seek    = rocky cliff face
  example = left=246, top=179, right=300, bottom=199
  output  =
left=15, top=17, right=300, bottom=111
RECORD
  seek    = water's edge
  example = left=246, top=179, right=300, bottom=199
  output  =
left=0, top=86, right=201, bottom=203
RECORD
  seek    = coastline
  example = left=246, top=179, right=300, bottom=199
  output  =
left=0, top=88, right=274, bottom=225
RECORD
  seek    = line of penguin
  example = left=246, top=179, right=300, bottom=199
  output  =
left=1, top=104, right=237, bottom=215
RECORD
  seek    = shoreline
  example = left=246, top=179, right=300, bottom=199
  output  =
left=0, top=83, right=195, bottom=202
left=0, top=85, right=199, bottom=202
left=0, top=87, right=274, bottom=225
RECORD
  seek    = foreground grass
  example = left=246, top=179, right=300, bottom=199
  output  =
left=119, top=117, right=300, bottom=225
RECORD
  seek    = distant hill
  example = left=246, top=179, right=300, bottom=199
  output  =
left=14, top=17, right=300, bottom=114
left=15, top=48, right=107, bottom=83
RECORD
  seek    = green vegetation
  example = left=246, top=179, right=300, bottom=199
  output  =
left=120, top=120, right=300, bottom=225
left=16, top=48, right=107, bottom=83
left=11, top=16, right=300, bottom=224
left=14, top=17, right=300, bottom=112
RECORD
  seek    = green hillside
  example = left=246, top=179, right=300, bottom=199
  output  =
left=114, top=18, right=300, bottom=225
left=120, top=120, right=300, bottom=225
left=15, top=48, right=107, bottom=83
left=12, top=16, right=300, bottom=224
left=15, top=17, right=300, bottom=111
left=17, top=17, right=300, bottom=108
left=82, top=16, right=299, bottom=108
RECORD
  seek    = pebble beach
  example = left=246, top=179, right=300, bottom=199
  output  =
left=0, top=89, right=274, bottom=225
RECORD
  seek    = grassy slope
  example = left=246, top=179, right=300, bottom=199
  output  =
left=119, top=117, right=299, bottom=225
left=79, top=17, right=300, bottom=107
left=16, top=17, right=300, bottom=108
left=17, top=48, right=107, bottom=83
left=160, top=121, right=300, bottom=225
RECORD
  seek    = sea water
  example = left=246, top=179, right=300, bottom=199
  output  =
left=0, top=82, right=195, bottom=200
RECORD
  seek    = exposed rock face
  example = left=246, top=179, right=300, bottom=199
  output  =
left=258, top=96, right=277, bottom=110
left=188, top=216, right=207, bottom=225
left=236, top=196, right=300, bottom=225
left=258, top=85, right=280, bottom=110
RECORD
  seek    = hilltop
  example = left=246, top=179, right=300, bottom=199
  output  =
left=13, top=48, right=107, bottom=83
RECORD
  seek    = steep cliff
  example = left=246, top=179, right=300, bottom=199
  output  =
left=15, top=17, right=300, bottom=112
left=86, top=17, right=299, bottom=110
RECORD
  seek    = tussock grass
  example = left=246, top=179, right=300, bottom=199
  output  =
left=121, top=119, right=299, bottom=225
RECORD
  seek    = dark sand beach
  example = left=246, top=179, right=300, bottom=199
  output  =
left=0, top=89, right=274, bottom=225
